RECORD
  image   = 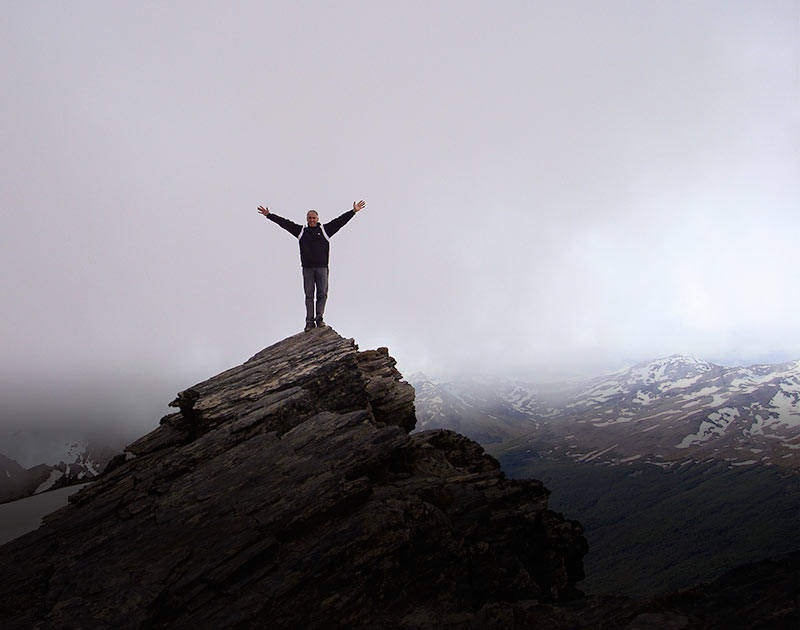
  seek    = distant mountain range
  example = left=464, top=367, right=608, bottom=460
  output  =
left=0, top=440, right=119, bottom=504
left=410, top=354, right=800, bottom=470
left=409, top=355, right=800, bottom=597
left=2, top=336, right=797, bottom=626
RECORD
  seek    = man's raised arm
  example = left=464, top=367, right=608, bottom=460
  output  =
left=258, top=205, right=303, bottom=238
left=323, top=200, right=366, bottom=237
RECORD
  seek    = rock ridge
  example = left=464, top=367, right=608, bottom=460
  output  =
left=0, top=328, right=587, bottom=629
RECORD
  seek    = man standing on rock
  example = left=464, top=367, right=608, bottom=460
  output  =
left=258, top=201, right=365, bottom=331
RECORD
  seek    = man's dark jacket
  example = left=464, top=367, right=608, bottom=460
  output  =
left=268, top=210, right=355, bottom=268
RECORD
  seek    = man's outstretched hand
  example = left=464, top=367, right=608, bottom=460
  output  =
left=353, top=200, right=366, bottom=213
left=258, top=206, right=270, bottom=217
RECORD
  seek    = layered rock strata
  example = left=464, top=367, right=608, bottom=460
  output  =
left=0, top=328, right=587, bottom=629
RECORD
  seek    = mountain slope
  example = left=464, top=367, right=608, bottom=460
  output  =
left=410, top=356, right=800, bottom=598
left=0, top=329, right=587, bottom=630
left=411, top=355, right=800, bottom=470
left=499, top=451, right=800, bottom=597
left=550, top=355, right=800, bottom=469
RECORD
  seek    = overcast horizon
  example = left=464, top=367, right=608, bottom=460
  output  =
left=2, top=1, right=799, bottom=441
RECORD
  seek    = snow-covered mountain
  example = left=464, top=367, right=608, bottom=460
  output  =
left=412, top=356, right=800, bottom=598
left=409, top=355, right=800, bottom=470
left=0, top=439, right=120, bottom=503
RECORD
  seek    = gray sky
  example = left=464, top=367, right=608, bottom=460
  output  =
left=2, top=1, right=799, bottom=438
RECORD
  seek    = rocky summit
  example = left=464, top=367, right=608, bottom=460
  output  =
left=0, top=328, right=587, bottom=629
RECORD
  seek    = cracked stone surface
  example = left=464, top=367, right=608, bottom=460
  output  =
left=0, top=328, right=587, bottom=629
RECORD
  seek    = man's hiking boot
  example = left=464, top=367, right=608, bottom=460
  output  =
left=304, top=322, right=315, bottom=332
left=316, top=319, right=327, bottom=328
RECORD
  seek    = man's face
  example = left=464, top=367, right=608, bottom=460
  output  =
left=307, top=211, right=319, bottom=227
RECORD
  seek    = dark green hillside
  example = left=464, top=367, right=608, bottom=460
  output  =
left=493, top=445, right=800, bottom=598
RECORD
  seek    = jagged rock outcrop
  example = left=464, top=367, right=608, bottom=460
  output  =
left=0, top=328, right=587, bottom=629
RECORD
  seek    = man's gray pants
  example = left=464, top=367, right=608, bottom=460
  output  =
left=302, top=267, right=329, bottom=323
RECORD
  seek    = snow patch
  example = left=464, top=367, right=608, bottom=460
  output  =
left=768, top=391, right=800, bottom=428
left=746, top=414, right=783, bottom=437
left=709, top=393, right=729, bottom=407
left=633, top=390, right=657, bottom=405
left=591, top=416, right=635, bottom=427
left=637, top=409, right=680, bottom=422
left=658, top=373, right=704, bottom=392
left=575, top=444, right=619, bottom=462
left=675, top=408, right=740, bottom=449
left=692, top=386, right=720, bottom=399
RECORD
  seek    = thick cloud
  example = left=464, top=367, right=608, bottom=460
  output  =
left=1, top=1, right=798, bottom=441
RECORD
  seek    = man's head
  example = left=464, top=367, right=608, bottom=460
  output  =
left=306, top=210, right=319, bottom=227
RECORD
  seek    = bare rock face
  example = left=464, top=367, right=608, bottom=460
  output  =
left=0, top=328, right=587, bottom=629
